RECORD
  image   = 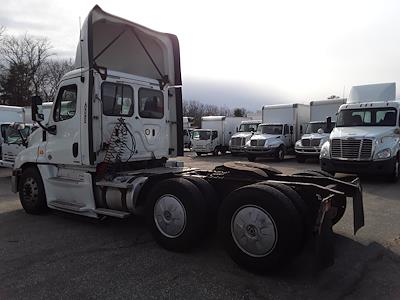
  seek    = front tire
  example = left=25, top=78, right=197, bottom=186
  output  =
left=388, top=155, right=400, bottom=182
left=274, top=146, right=285, bottom=161
left=219, top=184, right=303, bottom=273
left=146, top=177, right=207, bottom=252
left=296, top=155, right=306, bottom=163
left=19, top=167, right=48, bottom=214
left=247, top=155, right=256, bottom=162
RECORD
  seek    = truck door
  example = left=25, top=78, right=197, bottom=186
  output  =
left=45, top=79, right=82, bottom=165
left=283, top=124, right=292, bottom=147
left=136, top=87, right=168, bottom=159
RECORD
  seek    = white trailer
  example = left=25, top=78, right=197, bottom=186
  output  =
left=321, top=82, right=400, bottom=181
left=246, top=104, right=310, bottom=161
left=295, top=98, right=346, bottom=162
left=191, top=116, right=249, bottom=156
left=11, top=5, right=364, bottom=274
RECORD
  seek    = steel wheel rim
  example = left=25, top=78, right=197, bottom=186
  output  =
left=154, top=194, right=187, bottom=238
left=231, top=205, right=277, bottom=257
left=22, top=177, right=39, bottom=204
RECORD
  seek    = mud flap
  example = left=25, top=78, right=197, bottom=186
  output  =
left=352, top=179, right=364, bottom=234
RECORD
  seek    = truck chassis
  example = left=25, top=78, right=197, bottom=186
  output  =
left=13, top=161, right=364, bottom=273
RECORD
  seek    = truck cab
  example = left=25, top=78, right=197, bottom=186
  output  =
left=191, top=129, right=220, bottom=155
left=0, top=123, right=34, bottom=168
left=295, top=119, right=334, bottom=162
left=229, top=120, right=261, bottom=155
left=320, top=82, right=400, bottom=181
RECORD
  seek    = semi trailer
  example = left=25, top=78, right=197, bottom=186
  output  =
left=320, top=82, right=400, bottom=181
left=12, top=5, right=364, bottom=273
left=295, top=98, right=346, bottom=162
left=191, top=116, right=248, bottom=156
left=246, top=104, right=310, bottom=161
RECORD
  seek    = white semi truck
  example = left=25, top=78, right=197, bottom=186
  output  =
left=11, top=6, right=364, bottom=273
left=320, top=82, right=400, bottom=181
left=191, top=116, right=248, bottom=156
left=229, top=119, right=262, bottom=155
left=295, top=98, right=346, bottom=163
left=246, top=104, right=310, bottom=161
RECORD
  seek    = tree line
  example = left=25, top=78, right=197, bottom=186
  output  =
left=0, top=26, right=74, bottom=106
left=183, top=100, right=247, bottom=127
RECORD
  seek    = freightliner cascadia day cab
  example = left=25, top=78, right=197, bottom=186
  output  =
left=229, top=119, right=262, bottom=155
left=246, top=104, right=310, bottom=161
left=12, top=6, right=365, bottom=273
left=320, top=82, right=400, bottom=181
left=191, top=116, right=249, bottom=156
left=295, top=98, right=346, bottom=163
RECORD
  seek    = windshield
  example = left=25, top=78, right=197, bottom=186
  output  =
left=2, top=125, right=31, bottom=144
left=337, top=108, right=397, bottom=127
left=192, top=130, right=211, bottom=140
left=238, top=123, right=259, bottom=132
left=258, top=125, right=283, bottom=135
left=306, top=122, right=336, bottom=134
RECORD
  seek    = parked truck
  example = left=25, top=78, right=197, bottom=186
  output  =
left=229, top=119, right=262, bottom=155
left=192, top=116, right=248, bottom=156
left=295, top=98, right=346, bottom=162
left=246, top=104, right=310, bottom=161
left=320, top=82, right=400, bottom=181
left=11, top=6, right=364, bottom=273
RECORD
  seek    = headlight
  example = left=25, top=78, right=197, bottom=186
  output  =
left=320, top=141, right=330, bottom=159
left=376, top=148, right=391, bottom=159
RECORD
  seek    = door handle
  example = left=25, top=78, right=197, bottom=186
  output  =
left=72, top=143, right=78, bottom=157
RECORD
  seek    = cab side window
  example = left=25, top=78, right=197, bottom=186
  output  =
left=54, top=84, right=77, bottom=122
left=212, top=131, right=218, bottom=139
left=139, top=88, right=164, bottom=119
left=102, top=82, right=134, bottom=116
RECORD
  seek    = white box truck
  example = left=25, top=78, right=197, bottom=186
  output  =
left=246, top=104, right=310, bottom=161
left=191, top=116, right=248, bottom=156
left=10, top=5, right=364, bottom=273
left=320, top=82, right=400, bottom=181
left=295, top=98, right=346, bottom=162
left=229, top=119, right=262, bottom=155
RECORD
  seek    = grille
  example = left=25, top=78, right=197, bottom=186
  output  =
left=231, top=137, right=244, bottom=146
left=302, top=139, right=310, bottom=146
left=331, top=139, right=372, bottom=160
left=3, top=153, right=16, bottom=162
left=311, top=138, right=321, bottom=146
left=250, top=139, right=265, bottom=147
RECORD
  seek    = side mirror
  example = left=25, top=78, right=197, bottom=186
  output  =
left=31, top=95, right=44, bottom=122
left=299, top=125, right=303, bottom=135
left=326, top=116, right=332, bottom=131
left=317, top=128, right=324, bottom=134
left=290, top=125, right=294, bottom=135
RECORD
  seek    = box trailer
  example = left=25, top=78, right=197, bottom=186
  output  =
left=246, top=104, right=310, bottom=161
left=11, top=5, right=364, bottom=273
left=295, top=98, right=346, bottom=162
left=192, top=116, right=249, bottom=155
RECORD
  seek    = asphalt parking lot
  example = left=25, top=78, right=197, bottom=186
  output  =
left=1, top=153, right=400, bottom=299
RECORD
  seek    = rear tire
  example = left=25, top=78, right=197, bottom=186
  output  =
left=219, top=184, right=303, bottom=273
left=146, top=177, right=207, bottom=252
left=19, top=167, right=48, bottom=214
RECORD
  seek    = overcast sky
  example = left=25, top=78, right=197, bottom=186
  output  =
left=1, top=0, right=400, bottom=111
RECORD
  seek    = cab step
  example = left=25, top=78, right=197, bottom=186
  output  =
left=93, top=208, right=131, bottom=219
left=50, top=200, right=89, bottom=212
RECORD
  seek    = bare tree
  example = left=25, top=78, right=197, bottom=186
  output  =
left=0, top=34, right=52, bottom=105
left=41, top=59, right=74, bottom=102
left=183, top=100, right=233, bottom=127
